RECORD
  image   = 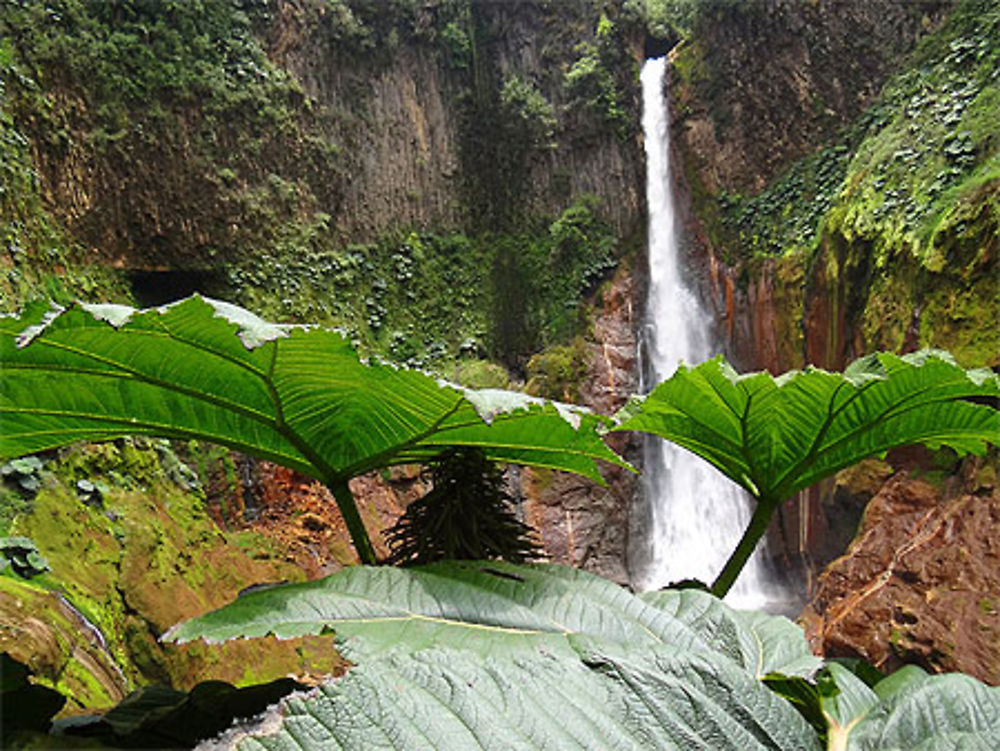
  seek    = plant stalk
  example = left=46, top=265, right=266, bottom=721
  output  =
left=710, top=495, right=778, bottom=598
left=328, top=478, right=377, bottom=566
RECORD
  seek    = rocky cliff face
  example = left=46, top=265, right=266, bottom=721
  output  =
left=522, top=263, right=641, bottom=584
left=266, top=0, right=644, bottom=241
left=801, top=454, right=1000, bottom=684
left=673, top=0, right=950, bottom=195
left=0, top=441, right=345, bottom=712
left=667, top=0, right=998, bottom=677
left=258, top=0, right=647, bottom=584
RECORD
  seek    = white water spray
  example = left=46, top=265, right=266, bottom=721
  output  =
left=634, top=57, right=773, bottom=608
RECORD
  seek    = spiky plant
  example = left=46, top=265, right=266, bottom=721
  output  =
left=385, top=448, right=543, bottom=565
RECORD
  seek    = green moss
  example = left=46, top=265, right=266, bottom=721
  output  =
left=3, top=441, right=343, bottom=709
left=525, top=337, right=589, bottom=402
left=1, top=39, right=131, bottom=312
left=453, top=359, right=510, bottom=389
left=230, top=194, right=622, bottom=370
left=710, top=0, right=998, bottom=368
left=720, top=0, right=999, bottom=270
left=859, top=261, right=919, bottom=354
left=0, top=576, right=127, bottom=712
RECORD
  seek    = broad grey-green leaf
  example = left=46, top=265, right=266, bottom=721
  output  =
left=615, top=351, right=1000, bottom=505
left=164, top=562, right=728, bottom=661
left=639, top=588, right=821, bottom=678
left=828, top=663, right=1000, bottom=751
left=227, top=647, right=822, bottom=751
left=0, top=296, right=627, bottom=484
left=821, top=663, right=880, bottom=748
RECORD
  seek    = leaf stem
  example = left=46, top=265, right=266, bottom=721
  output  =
left=328, top=478, right=377, bottom=565
left=711, top=495, right=777, bottom=598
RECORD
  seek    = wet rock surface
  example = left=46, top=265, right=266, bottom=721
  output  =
left=522, top=264, right=640, bottom=585
left=3, top=442, right=347, bottom=714
left=674, top=0, right=949, bottom=194
left=801, top=460, right=1000, bottom=685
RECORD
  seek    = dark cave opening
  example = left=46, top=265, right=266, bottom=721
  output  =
left=127, top=269, right=228, bottom=308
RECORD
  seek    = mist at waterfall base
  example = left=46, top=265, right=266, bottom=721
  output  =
left=632, top=57, right=778, bottom=610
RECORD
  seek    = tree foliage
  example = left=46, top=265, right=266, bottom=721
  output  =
left=384, top=447, right=542, bottom=565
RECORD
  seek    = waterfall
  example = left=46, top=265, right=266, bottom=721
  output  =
left=634, top=57, right=774, bottom=608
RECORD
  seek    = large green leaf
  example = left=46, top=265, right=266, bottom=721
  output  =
left=0, top=297, right=627, bottom=562
left=615, top=351, right=1000, bottom=595
left=0, top=296, right=623, bottom=481
left=615, top=351, right=1000, bottom=505
left=160, top=564, right=1000, bottom=749
left=174, top=563, right=1000, bottom=750
left=226, top=647, right=821, bottom=751
left=169, top=562, right=821, bottom=751
left=639, top=588, right=820, bottom=678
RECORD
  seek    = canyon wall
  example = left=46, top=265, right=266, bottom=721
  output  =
left=0, top=0, right=649, bottom=702
left=668, top=0, right=998, bottom=674
left=3, top=0, right=997, bottom=703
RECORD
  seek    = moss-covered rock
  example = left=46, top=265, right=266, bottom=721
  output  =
left=684, top=0, right=998, bottom=371
left=3, top=441, right=344, bottom=714
left=0, top=576, right=127, bottom=713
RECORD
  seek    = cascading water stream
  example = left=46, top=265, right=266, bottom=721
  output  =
left=634, top=57, right=774, bottom=608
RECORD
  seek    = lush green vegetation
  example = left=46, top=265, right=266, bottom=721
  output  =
left=0, top=0, right=631, bottom=373
left=0, top=39, right=129, bottom=310
left=3, top=297, right=996, bottom=580
left=231, top=195, right=619, bottom=370
left=19, top=561, right=1000, bottom=749
left=663, top=0, right=999, bottom=368
left=718, top=0, right=999, bottom=266
left=1, top=298, right=998, bottom=746
left=563, top=13, right=631, bottom=135
left=0, top=296, right=626, bottom=564
left=2, top=1, right=997, bottom=747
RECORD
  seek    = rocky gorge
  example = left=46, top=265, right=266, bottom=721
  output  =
left=0, top=0, right=997, bottom=718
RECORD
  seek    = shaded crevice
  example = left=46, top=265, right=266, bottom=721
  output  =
left=127, top=269, right=228, bottom=308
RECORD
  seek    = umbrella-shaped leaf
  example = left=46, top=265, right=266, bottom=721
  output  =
left=615, top=351, right=1000, bottom=505
left=0, top=297, right=627, bottom=562
left=615, top=351, right=1000, bottom=595
left=166, top=563, right=826, bottom=749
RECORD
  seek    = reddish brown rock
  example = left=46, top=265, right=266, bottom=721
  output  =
left=521, top=264, right=640, bottom=585
left=802, top=464, right=1000, bottom=685
left=246, top=463, right=429, bottom=575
